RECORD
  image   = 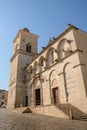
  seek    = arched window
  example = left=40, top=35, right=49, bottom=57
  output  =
left=41, top=58, right=44, bottom=66
left=29, top=66, right=33, bottom=75
left=39, top=56, right=45, bottom=72
left=51, top=51, right=54, bottom=63
left=58, top=39, right=72, bottom=59
left=46, top=48, right=55, bottom=67
left=33, top=62, right=37, bottom=74
left=26, top=43, right=32, bottom=52
left=28, top=45, right=31, bottom=52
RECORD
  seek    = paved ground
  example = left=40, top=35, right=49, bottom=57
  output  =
left=0, top=108, right=87, bottom=130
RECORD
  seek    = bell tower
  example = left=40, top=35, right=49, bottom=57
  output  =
left=7, top=28, right=38, bottom=108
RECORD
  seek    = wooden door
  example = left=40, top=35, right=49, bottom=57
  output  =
left=53, top=87, right=59, bottom=104
left=35, top=89, right=41, bottom=105
left=25, top=96, right=28, bottom=106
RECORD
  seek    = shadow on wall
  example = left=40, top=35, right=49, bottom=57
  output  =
left=55, top=103, right=87, bottom=120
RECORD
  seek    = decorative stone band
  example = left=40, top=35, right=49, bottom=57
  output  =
left=9, top=80, right=15, bottom=86
left=73, top=64, right=86, bottom=68
left=57, top=72, right=64, bottom=76
left=10, top=49, right=37, bottom=62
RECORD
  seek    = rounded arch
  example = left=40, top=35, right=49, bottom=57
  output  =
left=33, top=77, right=41, bottom=88
left=63, top=62, right=71, bottom=102
left=57, top=38, right=67, bottom=49
left=57, top=38, right=72, bottom=59
left=49, top=70, right=58, bottom=87
left=63, top=62, right=70, bottom=72
left=32, top=76, right=42, bottom=106
left=63, top=62, right=77, bottom=103
left=46, top=47, right=55, bottom=58
left=26, top=42, right=32, bottom=52
left=33, top=61, right=37, bottom=74
left=46, top=47, right=55, bottom=67
left=57, top=38, right=67, bottom=59
left=38, top=56, right=44, bottom=66
left=38, top=56, right=45, bottom=72
left=52, top=79, right=58, bottom=88
left=49, top=70, right=59, bottom=104
left=49, top=70, right=55, bottom=81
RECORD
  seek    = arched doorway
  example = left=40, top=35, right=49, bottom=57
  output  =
left=33, top=77, right=42, bottom=106
left=49, top=70, right=60, bottom=104
left=35, top=88, right=41, bottom=105
left=52, top=79, right=59, bottom=104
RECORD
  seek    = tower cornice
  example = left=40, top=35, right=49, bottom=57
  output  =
left=10, top=49, right=38, bottom=62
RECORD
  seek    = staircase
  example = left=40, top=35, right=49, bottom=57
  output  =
left=55, top=103, right=87, bottom=120
left=12, top=104, right=87, bottom=120
left=29, top=105, right=70, bottom=119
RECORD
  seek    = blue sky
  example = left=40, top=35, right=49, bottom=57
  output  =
left=0, top=0, right=87, bottom=91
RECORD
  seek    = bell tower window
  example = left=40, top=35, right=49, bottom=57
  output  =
left=26, top=43, right=32, bottom=52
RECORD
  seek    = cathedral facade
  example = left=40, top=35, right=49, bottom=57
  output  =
left=7, top=24, right=87, bottom=118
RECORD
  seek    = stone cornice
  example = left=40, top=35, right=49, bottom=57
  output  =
left=10, top=49, right=38, bottom=62
left=25, top=49, right=84, bottom=81
left=73, top=64, right=85, bottom=68
left=10, top=52, right=17, bottom=62
left=25, top=25, right=80, bottom=68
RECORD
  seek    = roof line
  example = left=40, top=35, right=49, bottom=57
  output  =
left=25, top=24, right=79, bottom=68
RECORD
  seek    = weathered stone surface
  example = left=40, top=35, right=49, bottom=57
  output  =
left=7, top=25, right=87, bottom=118
left=0, top=109, right=87, bottom=130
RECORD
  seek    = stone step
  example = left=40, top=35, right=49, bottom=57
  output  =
left=12, top=107, right=32, bottom=113
left=12, top=105, right=70, bottom=119
left=12, top=103, right=87, bottom=120
left=55, top=103, right=87, bottom=120
left=29, top=105, right=70, bottom=119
